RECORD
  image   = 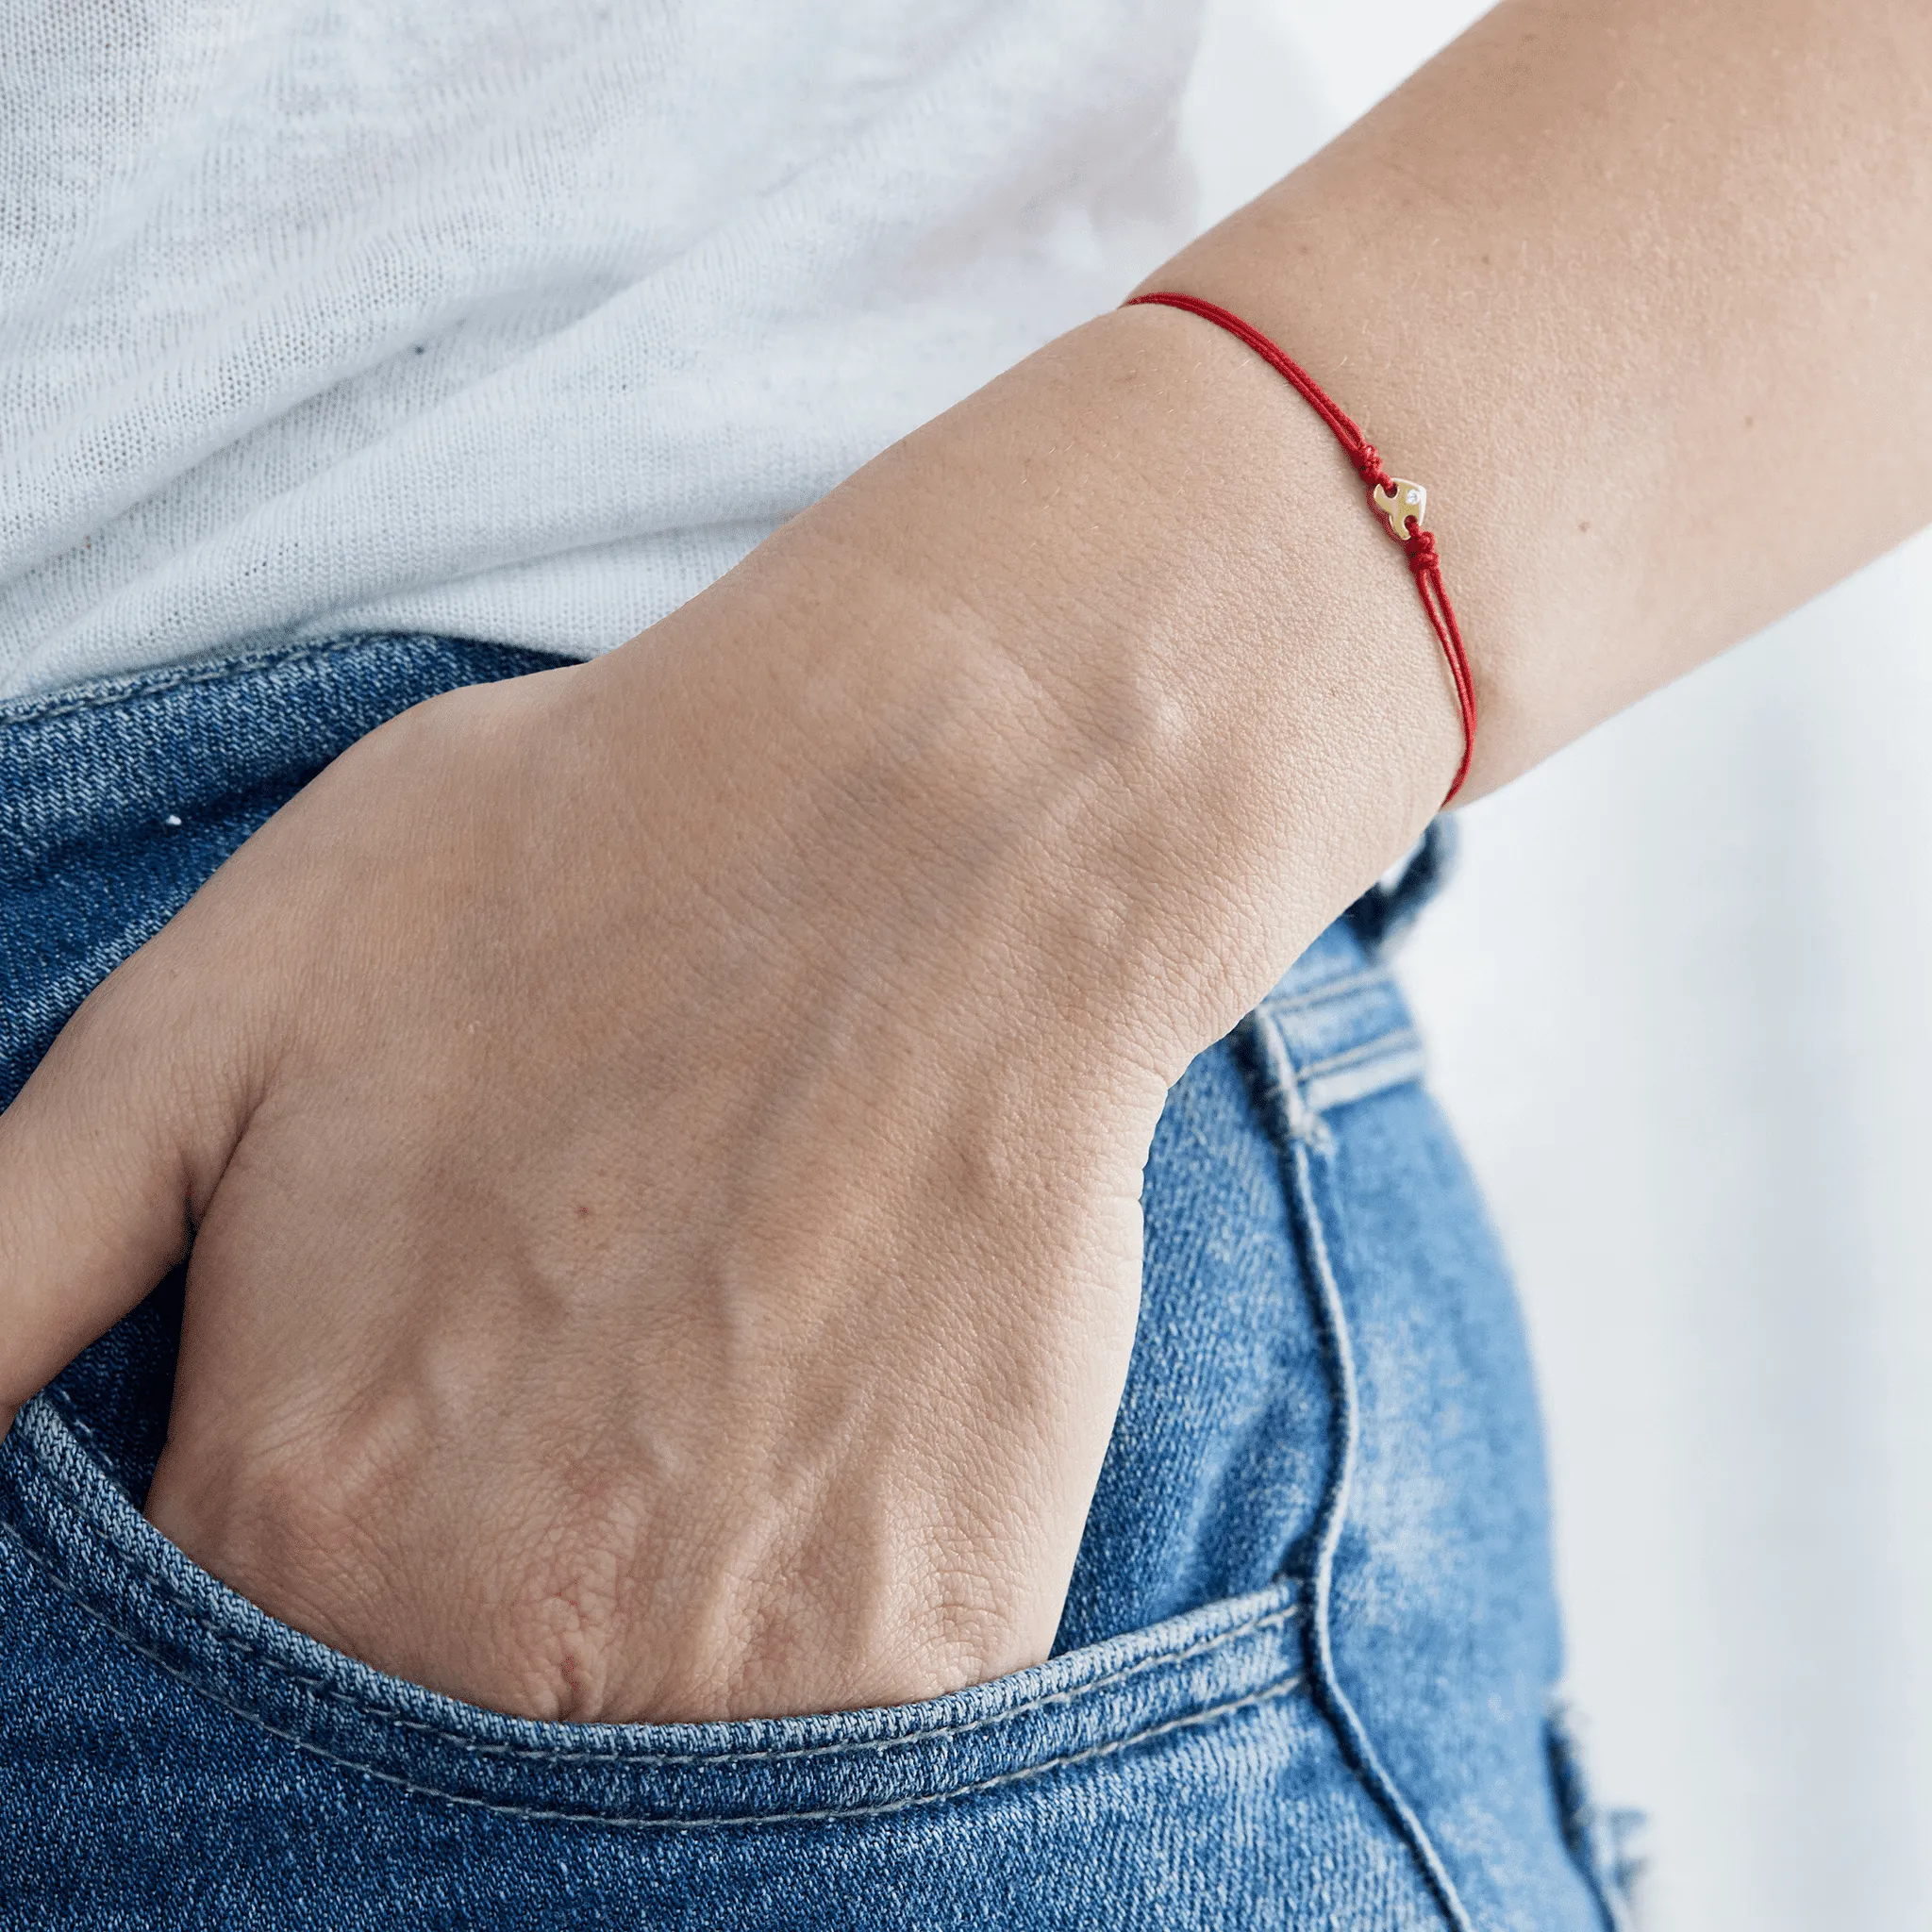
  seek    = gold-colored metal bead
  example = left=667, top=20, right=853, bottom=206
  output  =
left=1371, top=478, right=1426, bottom=541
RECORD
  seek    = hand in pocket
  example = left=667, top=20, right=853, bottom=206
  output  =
left=0, top=600, right=1176, bottom=1724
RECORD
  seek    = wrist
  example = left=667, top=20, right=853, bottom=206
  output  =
left=593, top=303, right=1457, bottom=1082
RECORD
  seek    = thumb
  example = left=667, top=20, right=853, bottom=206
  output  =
left=0, top=958, right=246, bottom=1437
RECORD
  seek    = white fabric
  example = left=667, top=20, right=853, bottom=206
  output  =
left=0, top=0, right=1204, bottom=697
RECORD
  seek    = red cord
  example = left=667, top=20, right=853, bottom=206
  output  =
left=1124, top=290, right=1476, bottom=806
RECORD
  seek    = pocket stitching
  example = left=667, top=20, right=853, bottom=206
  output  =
left=7, top=1512, right=1303, bottom=1826
left=12, top=1405, right=1301, bottom=1768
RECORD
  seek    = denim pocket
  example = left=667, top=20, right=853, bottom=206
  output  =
left=0, top=919, right=1420, bottom=1844
left=0, top=645, right=1487, bottom=1922
left=0, top=1392, right=1307, bottom=1830
left=0, top=943, right=1567, bottom=1927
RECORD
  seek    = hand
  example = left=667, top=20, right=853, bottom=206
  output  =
left=0, top=642, right=1170, bottom=1722
left=0, top=313, right=1447, bottom=1721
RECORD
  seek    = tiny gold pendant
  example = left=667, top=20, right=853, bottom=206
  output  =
left=1371, top=478, right=1426, bottom=541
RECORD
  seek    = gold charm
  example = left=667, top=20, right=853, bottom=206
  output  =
left=1371, top=478, right=1426, bottom=541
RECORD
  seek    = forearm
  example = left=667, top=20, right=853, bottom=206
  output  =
left=1152, top=0, right=1932, bottom=795
left=594, top=0, right=1932, bottom=1087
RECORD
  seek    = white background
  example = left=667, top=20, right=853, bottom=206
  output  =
left=1183, top=7, right=1932, bottom=1926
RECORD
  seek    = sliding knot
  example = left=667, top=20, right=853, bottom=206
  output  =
left=1121, top=290, right=1474, bottom=806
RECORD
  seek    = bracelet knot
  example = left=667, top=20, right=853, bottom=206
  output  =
left=1123, top=289, right=1476, bottom=805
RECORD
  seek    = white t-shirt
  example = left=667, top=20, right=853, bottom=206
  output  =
left=0, top=0, right=1211, bottom=698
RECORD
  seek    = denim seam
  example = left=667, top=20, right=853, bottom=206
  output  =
left=327, top=1675, right=1308, bottom=1830
left=1249, top=1008, right=1478, bottom=1932
left=1292, top=1030, right=1424, bottom=1082
left=5, top=1424, right=1299, bottom=1767
left=0, top=1510, right=1303, bottom=1826
left=1258, top=966, right=1395, bottom=1016
left=0, top=634, right=455, bottom=727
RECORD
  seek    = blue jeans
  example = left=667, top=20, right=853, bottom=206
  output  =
left=0, top=637, right=1628, bottom=1929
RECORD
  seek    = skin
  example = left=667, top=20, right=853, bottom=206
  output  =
left=2, top=0, right=1928, bottom=1722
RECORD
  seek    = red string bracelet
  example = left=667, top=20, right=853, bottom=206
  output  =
left=1124, top=291, right=1476, bottom=806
